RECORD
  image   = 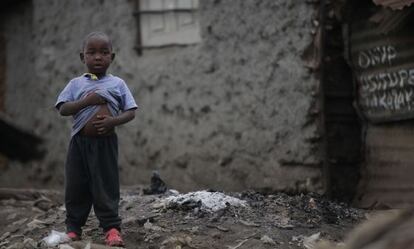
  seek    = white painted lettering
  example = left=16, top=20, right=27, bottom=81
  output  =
left=408, top=69, right=414, bottom=85
left=387, top=45, right=397, bottom=64
left=379, top=94, right=387, bottom=109
left=399, top=70, right=408, bottom=87
left=357, top=45, right=397, bottom=69
left=358, top=51, right=370, bottom=69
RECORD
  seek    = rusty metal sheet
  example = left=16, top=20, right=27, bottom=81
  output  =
left=373, top=0, right=414, bottom=10
left=355, top=123, right=414, bottom=208
left=350, top=16, right=414, bottom=123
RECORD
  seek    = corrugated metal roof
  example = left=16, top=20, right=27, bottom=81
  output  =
left=369, top=8, right=413, bottom=34
left=355, top=124, right=414, bottom=208
left=373, top=0, right=414, bottom=10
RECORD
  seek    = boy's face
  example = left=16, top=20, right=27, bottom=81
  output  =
left=80, top=36, right=115, bottom=76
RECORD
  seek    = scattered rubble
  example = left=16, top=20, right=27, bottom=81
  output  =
left=1, top=187, right=367, bottom=248
left=158, top=190, right=248, bottom=213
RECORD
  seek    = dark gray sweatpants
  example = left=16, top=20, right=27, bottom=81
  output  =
left=65, top=133, right=121, bottom=235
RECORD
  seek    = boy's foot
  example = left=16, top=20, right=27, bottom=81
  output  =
left=67, top=231, right=81, bottom=241
left=105, top=228, right=125, bottom=247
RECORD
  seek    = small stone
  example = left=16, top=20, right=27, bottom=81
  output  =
left=0, top=232, right=11, bottom=241
left=23, top=238, right=37, bottom=249
left=26, top=219, right=47, bottom=230
left=6, top=213, right=17, bottom=220
left=6, top=242, right=24, bottom=249
left=59, top=244, right=75, bottom=249
left=212, top=232, right=221, bottom=239
left=12, top=218, right=28, bottom=226
left=190, top=226, right=199, bottom=234
left=261, top=235, right=276, bottom=245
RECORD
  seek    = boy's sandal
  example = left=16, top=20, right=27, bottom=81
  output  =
left=67, top=231, right=81, bottom=241
left=105, top=228, right=125, bottom=247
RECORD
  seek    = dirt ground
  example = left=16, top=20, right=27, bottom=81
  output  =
left=0, top=186, right=367, bottom=249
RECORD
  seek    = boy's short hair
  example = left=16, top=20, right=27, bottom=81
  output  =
left=81, top=31, right=113, bottom=51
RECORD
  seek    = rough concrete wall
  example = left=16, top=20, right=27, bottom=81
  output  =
left=1, top=0, right=323, bottom=193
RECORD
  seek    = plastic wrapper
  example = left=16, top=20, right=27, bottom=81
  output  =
left=42, top=230, right=70, bottom=247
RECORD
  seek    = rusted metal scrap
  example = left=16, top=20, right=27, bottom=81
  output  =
left=0, top=114, right=44, bottom=162
left=373, top=0, right=414, bottom=10
left=368, top=7, right=413, bottom=34
left=349, top=10, right=414, bottom=123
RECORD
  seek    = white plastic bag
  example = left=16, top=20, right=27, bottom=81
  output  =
left=42, top=230, right=70, bottom=247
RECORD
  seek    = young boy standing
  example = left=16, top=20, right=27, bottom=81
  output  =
left=55, top=32, right=137, bottom=247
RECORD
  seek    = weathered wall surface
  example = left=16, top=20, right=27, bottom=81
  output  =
left=1, top=0, right=323, bottom=192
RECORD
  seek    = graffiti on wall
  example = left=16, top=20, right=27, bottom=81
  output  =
left=352, top=37, right=414, bottom=122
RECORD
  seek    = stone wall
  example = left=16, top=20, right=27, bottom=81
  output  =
left=1, top=0, right=323, bottom=193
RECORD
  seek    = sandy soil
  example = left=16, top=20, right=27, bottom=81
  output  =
left=0, top=187, right=366, bottom=249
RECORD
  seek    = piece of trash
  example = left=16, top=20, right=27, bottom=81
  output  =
left=0, top=241, right=9, bottom=248
left=27, top=219, right=48, bottom=229
left=144, top=220, right=164, bottom=231
left=168, top=189, right=179, bottom=195
left=308, top=198, right=317, bottom=209
left=34, top=196, right=55, bottom=211
left=7, top=242, right=24, bottom=249
left=206, top=224, right=230, bottom=232
left=226, top=239, right=249, bottom=249
left=7, top=213, right=17, bottom=220
left=42, top=230, right=70, bottom=247
left=123, top=214, right=159, bottom=227
left=23, top=238, right=37, bottom=248
left=0, top=232, right=10, bottom=241
left=261, top=235, right=276, bottom=245
left=143, top=171, right=167, bottom=195
left=70, top=241, right=120, bottom=249
left=274, top=215, right=294, bottom=229
left=161, top=236, right=195, bottom=248
left=84, top=242, right=91, bottom=249
left=144, top=233, right=161, bottom=242
left=303, top=232, right=321, bottom=249
left=12, top=218, right=28, bottom=226
left=59, top=244, right=75, bottom=249
left=160, top=190, right=248, bottom=213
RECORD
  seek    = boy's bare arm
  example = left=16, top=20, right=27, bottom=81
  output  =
left=59, top=93, right=106, bottom=116
left=92, top=109, right=136, bottom=135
